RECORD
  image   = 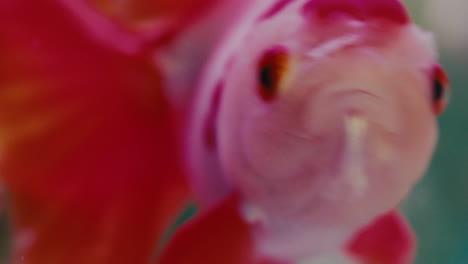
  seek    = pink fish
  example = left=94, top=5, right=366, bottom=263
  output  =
left=161, top=0, right=450, bottom=263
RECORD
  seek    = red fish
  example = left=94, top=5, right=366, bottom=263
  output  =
left=0, top=0, right=218, bottom=263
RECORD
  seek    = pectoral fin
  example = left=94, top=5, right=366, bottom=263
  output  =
left=158, top=192, right=255, bottom=264
left=346, top=210, right=415, bottom=264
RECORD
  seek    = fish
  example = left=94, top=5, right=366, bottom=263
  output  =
left=0, top=0, right=451, bottom=263
left=161, top=0, right=450, bottom=263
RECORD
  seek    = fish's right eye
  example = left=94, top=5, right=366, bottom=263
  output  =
left=257, top=46, right=290, bottom=101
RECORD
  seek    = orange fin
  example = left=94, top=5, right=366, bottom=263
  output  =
left=346, top=210, right=415, bottom=264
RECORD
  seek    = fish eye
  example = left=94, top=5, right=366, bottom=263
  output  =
left=257, top=46, right=290, bottom=101
left=431, top=65, right=450, bottom=115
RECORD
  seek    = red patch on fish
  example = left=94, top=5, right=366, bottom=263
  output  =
left=260, top=0, right=295, bottom=20
left=303, top=0, right=409, bottom=24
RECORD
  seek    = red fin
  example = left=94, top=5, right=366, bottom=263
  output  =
left=90, top=0, right=216, bottom=24
left=303, top=0, right=409, bottom=24
left=158, top=193, right=255, bottom=264
left=89, top=0, right=219, bottom=46
left=0, top=1, right=188, bottom=263
left=346, top=210, right=415, bottom=264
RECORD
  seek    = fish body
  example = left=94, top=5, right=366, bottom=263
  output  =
left=182, top=0, right=449, bottom=262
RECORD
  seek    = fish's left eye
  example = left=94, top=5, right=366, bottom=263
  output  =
left=432, top=65, right=450, bottom=115
left=257, top=46, right=290, bottom=101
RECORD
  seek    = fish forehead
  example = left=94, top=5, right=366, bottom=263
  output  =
left=246, top=0, right=432, bottom=60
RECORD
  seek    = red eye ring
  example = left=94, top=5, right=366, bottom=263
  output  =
left=432, top=64, right=450, bottom=115
left=257, top=46, right=290, bottom=101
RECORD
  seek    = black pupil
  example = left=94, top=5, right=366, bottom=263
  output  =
left=433, top=79, right=444, bottom=102
left=260, top=65, right=275, bottom=91
left=257, top=46, right=288, bottom=101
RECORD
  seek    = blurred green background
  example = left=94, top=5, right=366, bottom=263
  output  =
left=402, top=1, right=468, bottom=263
left=0, top=0, right=466, bottom=263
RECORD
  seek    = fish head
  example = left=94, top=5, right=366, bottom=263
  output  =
left=216, top=0, right=449, bottom=260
